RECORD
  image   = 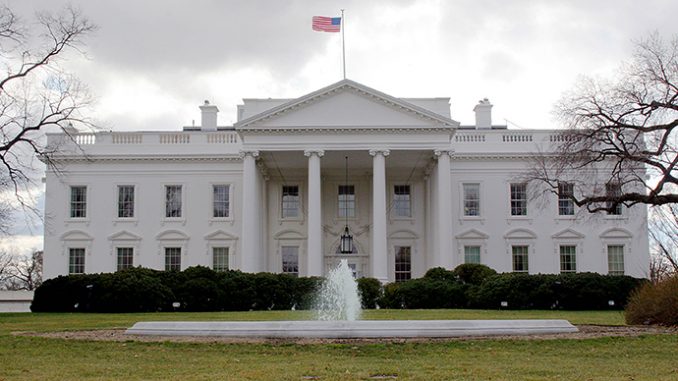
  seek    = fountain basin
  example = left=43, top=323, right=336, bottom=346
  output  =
left=126, top=319, right=578, bottom=338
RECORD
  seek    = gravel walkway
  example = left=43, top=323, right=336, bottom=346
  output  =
left=14, top=325, right=677, bottom=344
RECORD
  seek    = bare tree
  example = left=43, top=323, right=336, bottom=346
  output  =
left=5, top=250, right=42, bottom=290
left=648, top=203, right=678, bottom=279
left=0, top=250, right=12, bottom=288
left=0, top=5, right=96, bottom=211
left=528, top=34, right=677, bottom=213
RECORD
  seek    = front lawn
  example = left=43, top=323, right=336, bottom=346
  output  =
left=0, top=310, right=675, bottom=381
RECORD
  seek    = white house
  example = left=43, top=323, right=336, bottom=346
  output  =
left=42, top=79, right=649, bottom=281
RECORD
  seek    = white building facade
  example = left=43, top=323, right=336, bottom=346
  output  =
left=42, top=80, right=650, bottom=281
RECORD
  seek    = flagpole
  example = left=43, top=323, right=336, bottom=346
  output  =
left=341, top=9, right=346, bottom=79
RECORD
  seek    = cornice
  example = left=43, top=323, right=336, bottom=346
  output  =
left=237, top=126, right=454, bottom=134
left=48, top=154, right=243, bottom=163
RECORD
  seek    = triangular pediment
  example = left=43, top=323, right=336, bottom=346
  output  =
left=204, top=230, right=238, bottom=241
left=108, top=230, right=142, bottom=241
left=61, top=230, right=93, bottom=241
left=235, top=79, right=458, bottom=130
left=456, top=228, right=489, bottom=240
left=551, top=228, right=585, bottom=240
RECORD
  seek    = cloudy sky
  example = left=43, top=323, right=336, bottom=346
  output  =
left=2, top=0, right=677, bottom=254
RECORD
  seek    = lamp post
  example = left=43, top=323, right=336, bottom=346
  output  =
left=339, top=156, right=353, bottom=254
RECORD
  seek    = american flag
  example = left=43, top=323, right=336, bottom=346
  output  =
left=312, top=16, right=341, bottom=33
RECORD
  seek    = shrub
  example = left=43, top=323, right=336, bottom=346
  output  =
left=386, top=278, right=468, bottom=309
left=423, top=267, right=457, bottom=282
left=452, top=264, right=497, bottom=285
left=626, top=276, right=678, bottom=326
left=357, top=277, right=383, bottom=309
left=94, top=268, right=174, bottom=312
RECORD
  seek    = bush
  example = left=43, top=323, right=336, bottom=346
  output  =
left=626, top=276, right=678, bottom=326
left=452, top=264, right=497, bottom=285
left=381, top=278, right=468, bottom=309
left=357, top=277, right=383, bottom=309
left=423, top=267, right=457, bottom=282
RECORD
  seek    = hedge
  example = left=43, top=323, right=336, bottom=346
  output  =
left=381, top=266, right=644, bottom=310
left=31, top=267, right=324, bottom=313
left=31, top=265, right=645, bottom=312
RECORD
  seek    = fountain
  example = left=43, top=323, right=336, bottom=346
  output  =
left=126, top=260, right=578, bottom=338
left=315, top=259, right=361, bottom=321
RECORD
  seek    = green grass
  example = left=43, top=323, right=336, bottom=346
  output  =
left=0, top=310, right=676, bottom=380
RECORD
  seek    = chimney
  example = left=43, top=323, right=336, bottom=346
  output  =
left=473, top=98, right=492, bottom=129
left=199, top=100, right=219, bottom=131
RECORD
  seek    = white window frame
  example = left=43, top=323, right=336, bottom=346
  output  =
left=116, top=247, right=135, bottom=271
left=210, top=183, right=233, bottom=221
left=337, top=184, right=357, bottom=219
left=162, top=183, right=185, bottom=222
left=115, top=184, right=137, bottom=221
left=211, top=246, right=230, bottom=272
left=509, top=182, right=528, bottom=217
left=280, top=184, right=303, bottom=221
left=391, top=183, right=413, bottom=219
left=281, top=245, right=300, bottom=277
left=460, top=182, right=482, bottom=219
left=68, top=247, right=86, bottom=274
left=394, top=245, right=412, bottom=282
left=164, top=247, right=182, bottom=271
left=553, top=240, right=582, bottom=273
left=511, top=244, right=530, bottom=273
left=606, top=244, right=626, bottom=275
left=559, top=244, right=577, bottom=273
left=557, top=182, right=576, bottom=217
left=463, top=245, right=482, bottom=264
left=68, top=185, right=89, bottom=221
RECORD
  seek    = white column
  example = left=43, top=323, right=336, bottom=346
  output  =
left=240, top=150, right=260, bottom=273
left=434, top=149, right=454, bottom=268
left=304, top=149, right=324, bottom=276
left=369, top=149, right=390, bottom=282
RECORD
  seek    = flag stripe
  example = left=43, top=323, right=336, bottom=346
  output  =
left=312, top=16, right=341, bottom=32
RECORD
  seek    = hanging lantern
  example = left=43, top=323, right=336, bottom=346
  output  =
left=340, top=225, right=353, bottom=254
left=340, top=155, right=352, bottom=254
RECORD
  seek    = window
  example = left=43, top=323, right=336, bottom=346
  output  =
left=464, top=245, right=481, bottom=264
left=281, top=185, right=299, bottom=218
left=212, top=247, right=229, bottom=272
left=510, top=183, right=527, bottom=216
left=338, top=185, right=355, bottom=218
left=69, top=248, right=85, bottom=274
left=117, top=185, right=135, bottom=218
left=606, top=183, right=622, bottom=215
left=281, top=246, right=299, bottom=277
left=463, top=183, right=480, bottom=216
left=165, top=185, right=182, bottom=218
left=393, top=185, right=412, bottom=217
left=608, top=245, right=625, bottom=275
left=165, top=247, right=181, bottom=271
left=395, top=246, right=412, bottom=282
left=70, top=186, right=87, bottom=218
left=559, top=245, right=577, bottom=273
left=512, top=245, right=528, bottom=272
left=116, top=247, right=134, bottom=271
left=213, top=185, right=230, bottom=218
left=558, top=182, right=575, bottom=216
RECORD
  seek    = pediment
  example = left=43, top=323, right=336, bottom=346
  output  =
left=456, top=228, right=489, bottom=240
left=108, top=230, right=142, bottom=241
left=61, top=230, right=93, bottom=241
left=155, top=229, right=189, bottom=241
left=599, top=228, right=633, bottom=239
left=389, top=229, right=420, bottom=239
left=551, top=228, right=585, bottom=240
left=273, top=229, right=306, bottom=240
left=504, top=228, right=537, bottom=240
left=235, top=79, right=458, bottom=130
left=204, top=230, right=238, bottom=241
